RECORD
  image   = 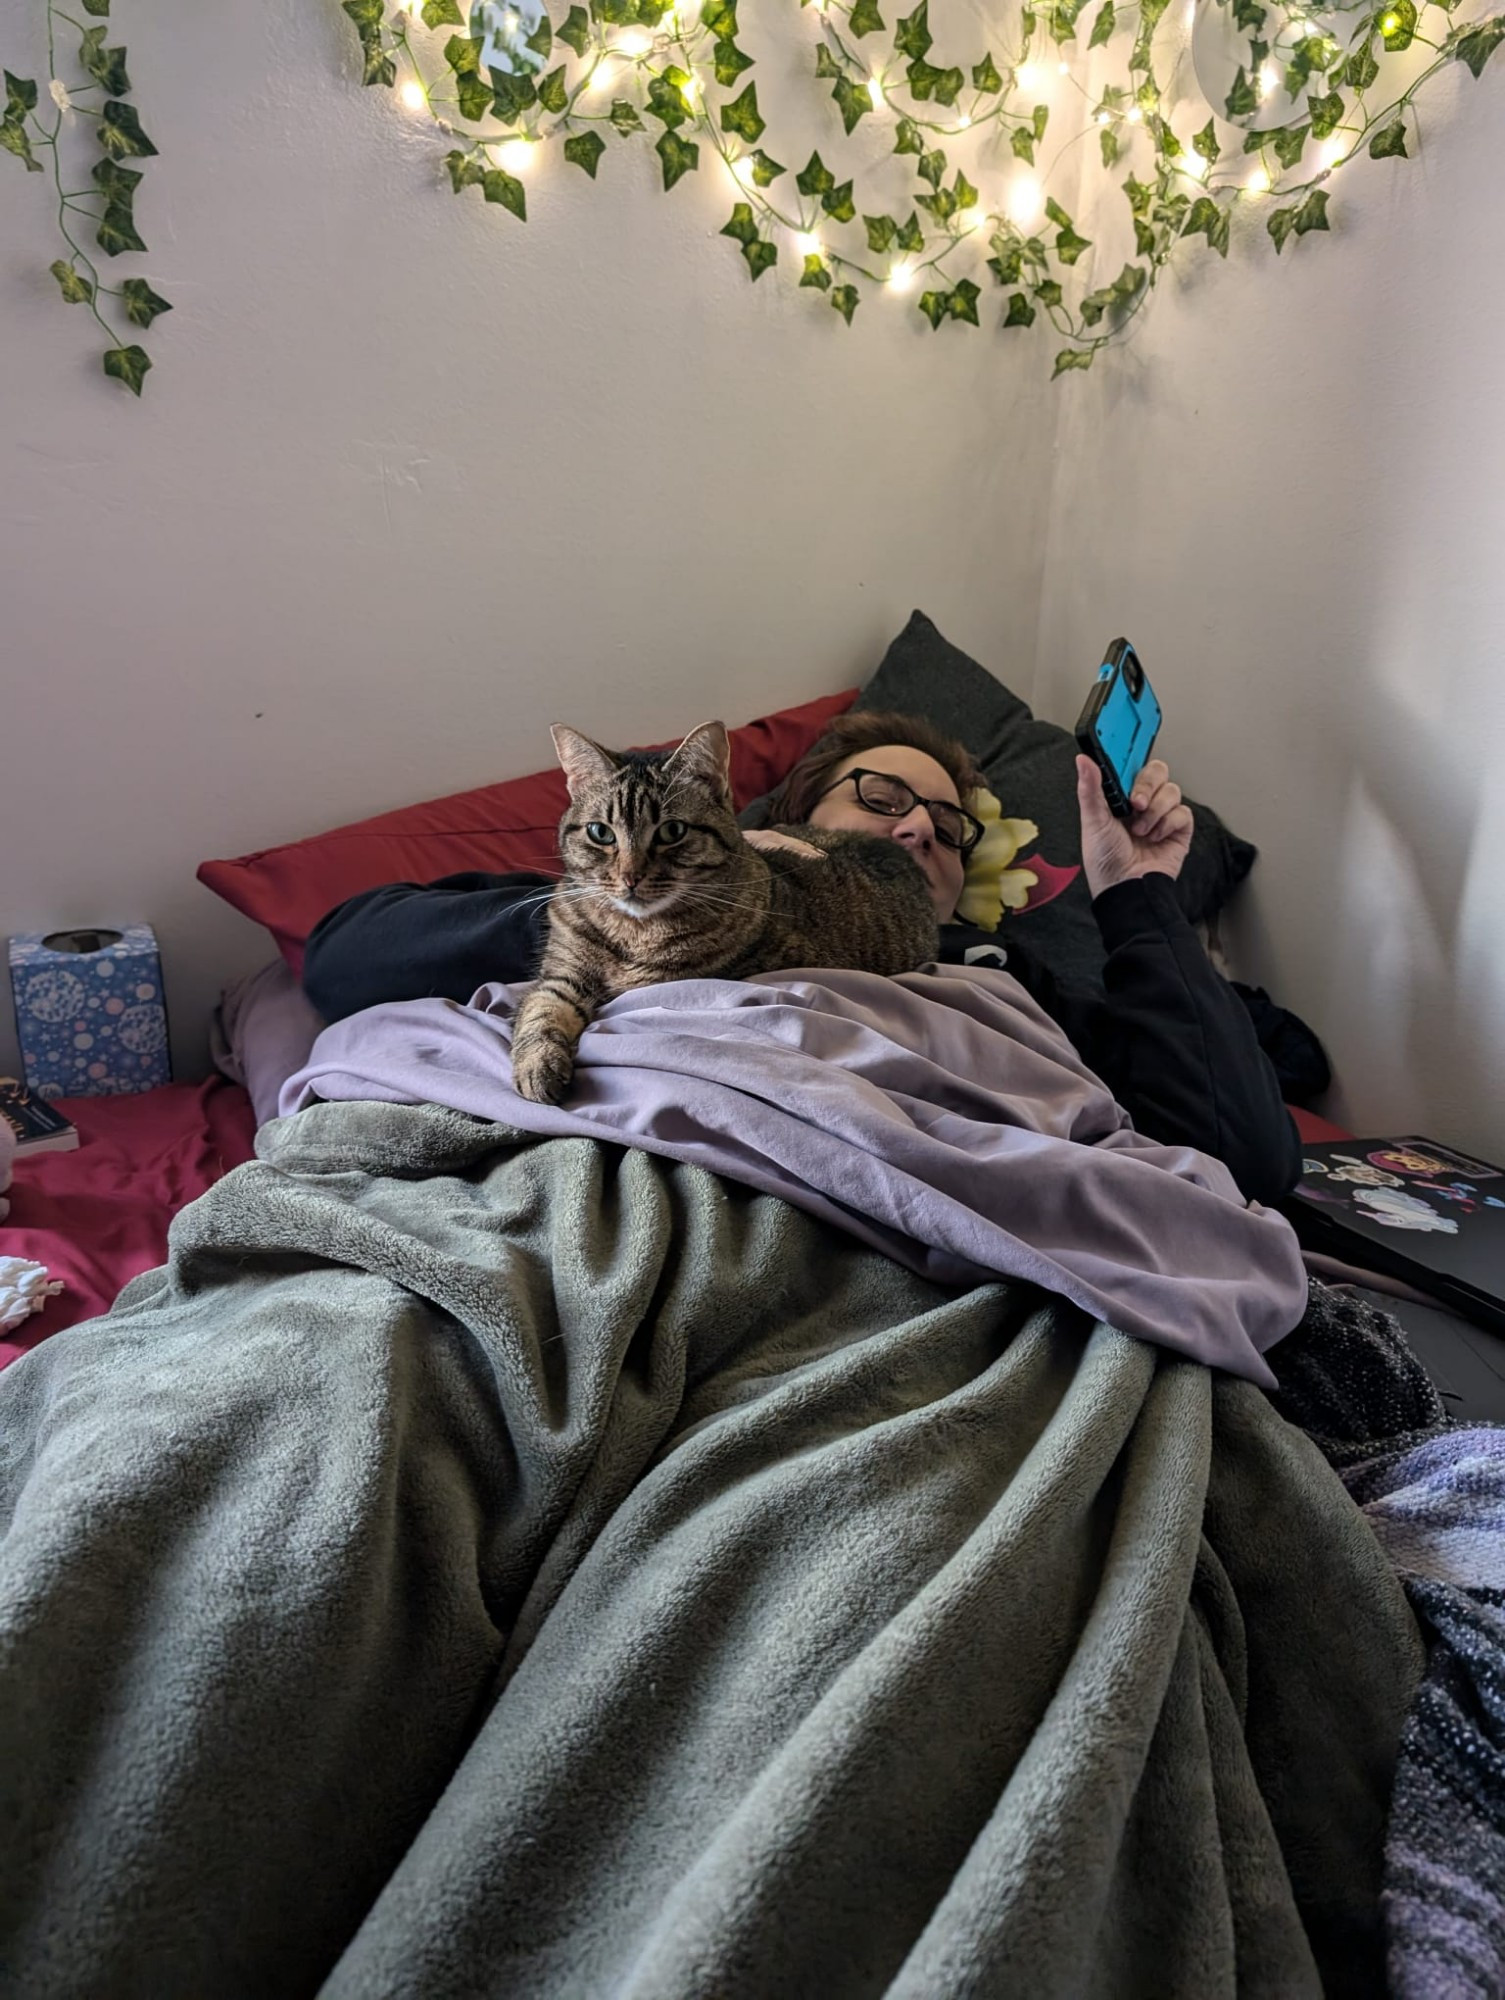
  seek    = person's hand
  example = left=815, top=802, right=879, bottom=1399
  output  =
left=744, top=829, right=827, bottom=861
left=1075, top=755, right=1194, bottom=900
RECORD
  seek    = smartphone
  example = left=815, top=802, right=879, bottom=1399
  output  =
left=1074, top=638, right=1162, bottom=820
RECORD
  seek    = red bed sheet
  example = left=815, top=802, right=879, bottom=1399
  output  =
left=1, top=1077, right=257, bottom=1371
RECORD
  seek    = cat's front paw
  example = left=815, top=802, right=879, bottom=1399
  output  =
left=511, top=1037, right=575, bottom=1106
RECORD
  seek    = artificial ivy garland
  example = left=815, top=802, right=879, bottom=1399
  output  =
left=3, top=1, right=166, bottom=392
left=4, top=0, right=1501, bottom=390
left=338, top=0, right=1503, bottom=372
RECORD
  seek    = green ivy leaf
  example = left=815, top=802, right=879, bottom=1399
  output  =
left=822, top=178, right=856, bottom=222
left=1380, top=0, right=1416, bottom=49
left=1184, top=193, right=1230, bottom=255
left=482, top=167, right=527, bottom=218
left=1267, top=203, right=1297, bottom=251
left=0, top=117, right=40, bottom=171
left=814, top=41, right=842, bottom=78
left=1272, top=121, right=1309, bottom=166
left=972, top=50, right=1004, bottom=90
left=989, top=245, right=1023, bottom=283
left=893, top=116, right=924, bottom=155
left=1122, top=172, right=1153, bottom=215
left=342, top=0, right=383, bottom=29
left=1192, top=116, right=1220, bottom=164
left=489, top=70, right=537, bottom=120
left=655, top=128, right=698, bottom=187
left=98, top=99, right=158, bottom=158
left=1454, top=16, right=1505, bottom=74
left=916, top=187, right=957, bottom=220
left=721, top=81, right=765, bottom=142
left=1089, top=1, right=1116, bottom=44
left=1053, top=347, right=1094, bottom=377
left=1294, top=186, right=1330, bottom=233
left=721, top=200, right=758, bottom=244
left=796, top=150, right=836, bottom=196
left=4, top=70, right=37, bottom=119
left=50, top=260, right=94, bottom=303
left=445, top=33, right=482, bottom=74
left=714, top=37, right=754, bottom=84
left=1003, top=290, right=1036, bottom=325
left=558, top=6, right=592, bottom=54
left=1232, top=0, right=1266, bottom=27
left=1044, top=195, right=1092, bottom=265
left=895, top=211, right=924, bottom=252
left=421, top=0, right=465, bottom=23
left=1368, top=116, right=1407, bottom=155
left=906, top=57, right=941, bottom=97
left=1100, top=126, right=1122, bottom=166
left=742, top=237, right=777, bottom=280
left=79, top=27, right=131, bottom=97
left=1307, top=90, right=1344, bottom=137
left=93, top=155, right=141, bottom=200
left=81, top=0, right=111, bottom=14
left=829, top=283, right=859, bottom=323
left=916, top=289, right=948, bottom=329
left=953, top=169, right=978, bottom=209
left=537, top=65, right=569, bottom=112
left=800, top=252, right=832, bottom=288
left=103, top=343, right=150, bottom=394
left=748, top=148, right=785, bottom=184
left=646, top=67, right=691, bottom=127
left=564, top=129, right=607, bottom=174
left=864, top=212, right=898, bottom=253
left=894, top=1, right=933, bottom=60
left=610, top=99, right=645, bottom=132
left=121, top=276, right=171, bottom=326
left=97, top=202, right=147, bottom=255
left=1010, top=126, right=1036, bottom=164
left=949, top=278, right=981, bottom=324
left=526, top=10, right=553, bottom=57
left=445, top=147, right=485, bottom=189
left=832, top=74, right=871, bottom=132
left=850, top=0, right=886, bottom=31
left=455, top=69, right=494, bottom=118
left=1224, top=64, right=1259, bottom=117
left=1034, top=276, right=1064, bottom=306
left=918, top=147, right=946, bottom=188
left=932, top=65, right=964, bottom=104
left=1341, top=39, right=1380, bottom=87
left=1133, top=217, right=1155, bottom=255
left=701, top=0, right=738, bottom=35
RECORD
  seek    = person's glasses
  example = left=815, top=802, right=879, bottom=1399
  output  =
left=816, top=769, right=986, bottom=857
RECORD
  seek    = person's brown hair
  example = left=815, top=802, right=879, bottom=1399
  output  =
left=768, top=709, right=986, bottom=826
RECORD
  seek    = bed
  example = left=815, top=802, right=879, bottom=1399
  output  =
left=2, top=617, right=1501, bottom=1996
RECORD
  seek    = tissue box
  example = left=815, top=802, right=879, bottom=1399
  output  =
left=8, top=925, right=172, bottom=1098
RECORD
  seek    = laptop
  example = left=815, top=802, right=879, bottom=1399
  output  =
left=1283, top=1135, right=1505, bottom=1338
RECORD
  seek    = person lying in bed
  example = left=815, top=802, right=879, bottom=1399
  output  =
left=302, top=710, right=1300, bottom=1206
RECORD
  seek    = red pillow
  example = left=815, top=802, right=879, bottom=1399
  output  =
left=198, top=691, right=858, bottom=974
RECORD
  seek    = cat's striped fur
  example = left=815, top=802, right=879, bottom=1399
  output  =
left=509, top=720, right=939, bottom=1105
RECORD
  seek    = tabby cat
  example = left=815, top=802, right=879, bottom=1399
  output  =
left=509, top=720, right=939, bottom=1104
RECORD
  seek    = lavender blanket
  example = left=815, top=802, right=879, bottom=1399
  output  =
left=282, top=964, right=1306, bottom=1386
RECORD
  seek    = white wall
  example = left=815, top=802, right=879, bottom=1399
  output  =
left=0, top=0, right=1054, bottom=1082
left=1031, top=69, right=1505, bottom=1156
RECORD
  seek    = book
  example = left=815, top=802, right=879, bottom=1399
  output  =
left=0, top=1076, right=80, bottom=1158
left=1284, top=1135, right=1505, bottom=1337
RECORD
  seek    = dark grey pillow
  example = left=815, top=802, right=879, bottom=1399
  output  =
left=853, top=611, right=1257, bottom=991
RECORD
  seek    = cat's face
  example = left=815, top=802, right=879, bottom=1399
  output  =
left=551, top=721, right=741, bottom=920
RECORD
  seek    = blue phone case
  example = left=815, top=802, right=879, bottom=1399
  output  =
left=1074, top=639, right=1162, bottom=820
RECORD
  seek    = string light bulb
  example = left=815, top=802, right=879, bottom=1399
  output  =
left=1006, top=175, right=1044, bottom=226
left=955, top=112, right=972, bottom=127
left=1016, top=60, right=1040, bottom=88
left=731, top=151, right=759, bottom=185
left=1381, top=9, right=1400, bottom=28
left=399, top=78, right=427, bottom=111
left=617, top=26, right=652, bottom=55
left=1317, top=137, right=1346, bottom=170
left=492, top=137, right=536, bottom=172
left=793, top=230, right=822, bottom=258
left=1247, top=163, right=1271, bottom=192
left=1057, top=57, right=1070, bottom=73
left=1126, top=103, right=1143, bottom=122
left=888, top=260, right=916, bottom=292
left=867, top=75, right=885, bottom=109
left=587, top=56, right=617, bottom=92
left=1186, top=146, right=1209, bottom=177
left=1258, top=61, right=1279, bottom=97
left=1095, top=108, right=1111, bottom=124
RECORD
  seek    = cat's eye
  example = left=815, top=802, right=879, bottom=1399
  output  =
left=585, top=821, right=616, bottom=846
left=656, top=820, right=687, bottom=846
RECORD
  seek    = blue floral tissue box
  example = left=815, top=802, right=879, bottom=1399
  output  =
left=8, top=925, right=172, bottom=1099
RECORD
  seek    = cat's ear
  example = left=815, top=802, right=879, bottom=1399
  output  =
left=551, top=725, right=619, bottom=798
left=664, top=720, right=731, bottom=801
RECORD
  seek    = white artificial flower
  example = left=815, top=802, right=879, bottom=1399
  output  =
left=49, top=77, right=73, bottom=112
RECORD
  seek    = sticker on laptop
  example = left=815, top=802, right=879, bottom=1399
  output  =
left=1366, top=1141, right=1503, bottom=1181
